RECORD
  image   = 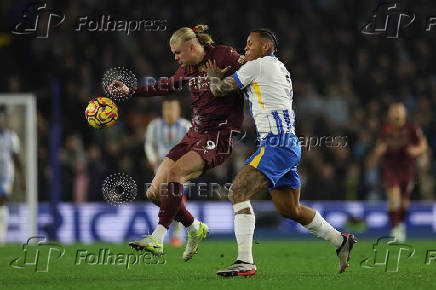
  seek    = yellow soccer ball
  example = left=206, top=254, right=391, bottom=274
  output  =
left=85, top=97, right=119, bottom=129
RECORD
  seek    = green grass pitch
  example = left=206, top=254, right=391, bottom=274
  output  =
left=1, top=239, right=435, bottom=290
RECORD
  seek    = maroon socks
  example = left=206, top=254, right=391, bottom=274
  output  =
left=389, top=208, right=408, bottom=228
left=175, top=202, right=194, bottom=227
left=158, top=182, right=184, bottom=229
left=388, top=210, right=401, bottom=228
left=158, top=182, right=194, bottom=229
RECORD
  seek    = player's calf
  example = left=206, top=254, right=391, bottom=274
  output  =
left=271, top=187, right=314, bottom=225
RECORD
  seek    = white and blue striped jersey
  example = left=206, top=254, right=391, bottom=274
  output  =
left=0, top=130, right=20, bottom=186
left=233, top=54, right=295, bottom=140
left=145, top=118, right=191, bottom=166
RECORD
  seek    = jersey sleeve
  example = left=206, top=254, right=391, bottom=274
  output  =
left=220, top=46, right=245, bottom=76
left=134, top=66, right=188, bottom=98
left=11, top=132, right=20, bottom=155
left=232, top=60, right=260, bottom=89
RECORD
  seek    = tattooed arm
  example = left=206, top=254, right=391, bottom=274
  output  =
left=205, top=60, right=240, bottom=96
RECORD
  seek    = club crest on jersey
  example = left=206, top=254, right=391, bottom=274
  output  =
left=206, top=140, right=216, bottom=150
left=202, top=140, right=216, bottom=153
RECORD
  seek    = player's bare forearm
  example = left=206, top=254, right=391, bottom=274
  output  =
left=209, top=76, right=239, bottom=96
left=374, top=140, right=387, bottom=159
left=408, top=130, right=428, bottom=156
left=416, top=129, right=428, bottom=153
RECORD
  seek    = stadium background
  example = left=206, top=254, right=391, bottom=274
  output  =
left=0, top=0, right=436, bottom=243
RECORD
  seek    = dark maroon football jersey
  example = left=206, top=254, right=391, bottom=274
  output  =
left=134, top=45, right=245, bottom=132
left=379, top=122, right=420, bottom=168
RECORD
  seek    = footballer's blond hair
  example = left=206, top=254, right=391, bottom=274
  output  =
left=170, top=24, right=214, bottom=46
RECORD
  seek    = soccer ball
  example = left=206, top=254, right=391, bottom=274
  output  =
left=85, top=97, right=118, bottom=129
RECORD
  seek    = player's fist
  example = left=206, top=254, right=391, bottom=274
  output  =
left=108, top=80, right=129, bottom=96
left=407, top=146, right=422, bottom=157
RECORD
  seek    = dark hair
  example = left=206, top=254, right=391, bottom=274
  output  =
left=251, top=28, right=278, bottom=53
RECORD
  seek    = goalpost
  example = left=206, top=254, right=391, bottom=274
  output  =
left=0, top=94, right=37, bottom=239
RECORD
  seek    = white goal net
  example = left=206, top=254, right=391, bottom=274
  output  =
left=0, top=95, right=37, bottom=241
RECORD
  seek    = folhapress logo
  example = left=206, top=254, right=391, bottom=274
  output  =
left=11, top=2, right=65, bottom=38
left=361, top=2, right=415, bottom=38
left=360, top=237, right=415, bottom=272
left=9, top=237, right=65, bottom=272
left=361, top=2, right=436, bottom=38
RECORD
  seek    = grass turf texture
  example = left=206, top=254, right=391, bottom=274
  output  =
left=1, top=240, right=435, bottom=290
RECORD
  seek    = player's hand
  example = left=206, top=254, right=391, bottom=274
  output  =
left=205, top=60, right=231, bottom=80
left=407, top=146, right=422, bottom=157
left=375, top=142, right=387, bottom=157
left=108, top=80, right=129, bottom=96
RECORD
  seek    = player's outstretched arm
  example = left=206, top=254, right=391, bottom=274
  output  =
left=109, top=67, right=187, bottom=99
left=407, top=127, right=428, bottom=157
left=205, top=60, right=239, bottom=96
left=374, top=140, right=387, bottom=159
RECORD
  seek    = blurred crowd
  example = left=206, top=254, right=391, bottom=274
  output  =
left=1, top=0, right=435, bottom=202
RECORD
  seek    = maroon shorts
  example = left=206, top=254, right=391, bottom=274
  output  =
left=382, top=163, right=415, bottom=189
left=166, top=127, right=235, bottom=171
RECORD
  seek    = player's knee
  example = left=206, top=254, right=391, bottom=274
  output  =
left=232, top=193, right=247, bottom=204
left=388, top=198, right=401, bottom=210
left=230, top=185, right=249, bottom=204
left=146, top=188, right=160, bottom=205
